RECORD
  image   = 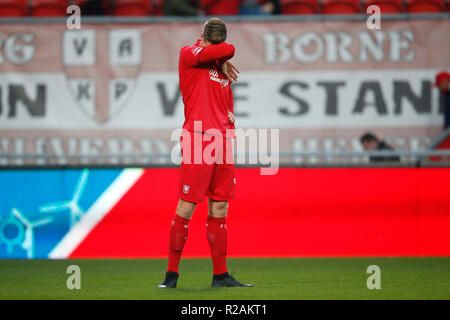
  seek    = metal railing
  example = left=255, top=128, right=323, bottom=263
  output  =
left=1, top=150, right=450, bottom=168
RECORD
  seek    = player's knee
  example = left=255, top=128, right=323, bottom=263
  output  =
left=210, top=201, right=228, bottom=218
left=177, top=200, right=196, bottom=219
left=177, top=207, right=194, bottom=220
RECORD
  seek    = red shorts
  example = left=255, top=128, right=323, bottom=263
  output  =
left=179, top=131, right=235, bottom=203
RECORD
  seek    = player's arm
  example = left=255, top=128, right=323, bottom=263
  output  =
left=223, top=60, right=238, bottom=123
left=199, top=43, right=235, bottom=64
left=221, top=60, right=239, bottom=83
left=182, top=43, right=235, bottom=67
left=228, top=81, right=235, bottom=124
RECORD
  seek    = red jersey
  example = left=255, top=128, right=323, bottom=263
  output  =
left=179, top=39, right=235, bottom=136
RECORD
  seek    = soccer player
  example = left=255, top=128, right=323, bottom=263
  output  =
left=158, top=17, right=253, bottom=289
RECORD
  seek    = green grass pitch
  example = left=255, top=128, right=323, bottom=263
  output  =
left=0, top=258, right=449, bottom=300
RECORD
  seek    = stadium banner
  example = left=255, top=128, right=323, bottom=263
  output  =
left=1, top=167, right=449, bottom=259
left=0, top=19, right=449, bottom=164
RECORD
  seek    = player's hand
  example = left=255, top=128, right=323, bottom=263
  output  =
left=228, top=110, right=235, bottom=124
left=222, top=60, right=239, bottom=83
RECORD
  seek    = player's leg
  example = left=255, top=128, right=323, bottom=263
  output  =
left=159, top=133, right=214, bottom=288
left=207, top=199, right=229, bottom=275
left=207, top=198, right=252, bottom=287
left=168, top=200, right=196, bottom=270
left=206, top=162, right=253, bottom=287
left=158, top=199, right=196, bottom=289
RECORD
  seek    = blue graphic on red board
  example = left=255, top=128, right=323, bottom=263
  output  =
left=0, top=169, right=123, bottom=258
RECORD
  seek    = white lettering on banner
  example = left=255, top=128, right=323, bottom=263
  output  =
left=292, top=32, right=324, bottom=63
left=263, top=30, right=414, bottom=64
left=323, top=32, right=353, bottom=63
left=358, top=32, right=385, bottom=62
left=389, top=31, right=415, bottom=62
left=0, top=33, right=35, bottom=65
left=262, top=32, right=291, bottom=64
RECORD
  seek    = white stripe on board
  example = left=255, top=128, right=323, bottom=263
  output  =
left=49, top=168, right=144, bottom=259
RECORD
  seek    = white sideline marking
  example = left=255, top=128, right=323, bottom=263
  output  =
left=49, top=168, right=144, bottom=259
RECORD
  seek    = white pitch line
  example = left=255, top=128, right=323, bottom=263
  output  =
left=49, top=168, right=144, bottom=259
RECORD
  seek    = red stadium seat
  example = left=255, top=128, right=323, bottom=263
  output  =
left=322, top=0, right=361, bottom=14
left=405, top=0, right=445, bottom=13
left=30, top=0, right=67, bottom=17
left=0, top=0, right=28, bottom=17
left=364, top=0, right=403, bottom=13
left=112, top=0, right=151, bottom=16
left=102, top=0, right=164, bottom=16
left=280, top=0, right=319, bottom=14
left=201, top=0, right=243, bottom=15
left=72, top=0, right=88, bottom=7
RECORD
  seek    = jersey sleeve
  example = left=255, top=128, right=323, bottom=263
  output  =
left=180, top=43, right=235, bottom=68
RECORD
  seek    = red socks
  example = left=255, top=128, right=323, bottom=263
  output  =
left=206, top=216, right=228, bottom=275
left=167, top=214, right=228, bottom=276
left=167, top=214, right=190, bottom=273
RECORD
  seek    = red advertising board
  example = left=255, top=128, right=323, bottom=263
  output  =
left=70, top=167, right=450, bottom=258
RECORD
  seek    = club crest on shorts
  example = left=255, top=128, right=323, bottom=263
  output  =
left=183, top=185, right=190, bottom=194
left=63, top=29, right=142, bottom=123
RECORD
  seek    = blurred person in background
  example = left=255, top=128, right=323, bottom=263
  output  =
left=80, top=0, right=104, bottom=15
left=163, top=0, right=202, bottom=16
left=434, top=71, right=450, bottom=129
left=240, top=0, right=280, bottom=15
left=360, top=132, right=400, bottom=163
